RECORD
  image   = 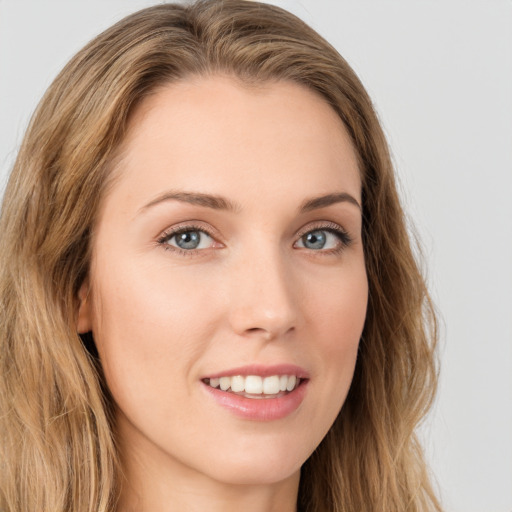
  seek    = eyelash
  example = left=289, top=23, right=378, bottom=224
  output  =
left=296, top=222, right=353, bottom=255
left=156, top=221, right=353, bottom=257
left=156, top=223, right=216, bottom=257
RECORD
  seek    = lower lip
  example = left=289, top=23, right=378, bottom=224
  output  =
left=202, top=380, right=308, bottom=421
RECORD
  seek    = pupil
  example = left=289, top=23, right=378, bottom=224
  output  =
left=304, top=230, right=326, bottom=249
left=176, top=231, right=200, bottom=249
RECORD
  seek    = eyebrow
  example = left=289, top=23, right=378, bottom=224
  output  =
left=299, top=192, right=361, bottom=212
left=140, top=191, right=241, bottom=213
left=139, top=190, right=361, bottom=214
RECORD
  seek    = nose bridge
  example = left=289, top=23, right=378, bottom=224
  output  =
left=227, top=236, right=298, bottom=340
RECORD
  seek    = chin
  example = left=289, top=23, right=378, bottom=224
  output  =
left=194, top=435, right=310, bottom=486
left=207, top=459, right=302, bottom=487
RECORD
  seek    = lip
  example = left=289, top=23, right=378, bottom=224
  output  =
left=201, top=364, right=309, bottom=421
left=202, top=364, right=310, bottom=380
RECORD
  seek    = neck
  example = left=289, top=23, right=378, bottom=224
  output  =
left=118, top=477, right=299, bottom=512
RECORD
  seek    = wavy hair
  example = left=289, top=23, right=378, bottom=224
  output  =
left=0, top=1, right=442, bottom=510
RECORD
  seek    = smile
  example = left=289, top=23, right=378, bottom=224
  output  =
left=201, top=364, right=309, bottom=420
left=203, top=374, right=301, bottom=398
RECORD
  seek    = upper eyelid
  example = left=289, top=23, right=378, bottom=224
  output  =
left=156, top=225, right=218, bottom=255
left=156, top=221, right=350, bottom=254
left=295, top=220, right=349, bottom=239
left=158, top=220, right=347, bottom=239
left=295, top=222, right=352, bottom=247
left=157, top=222, right=218, bottom=241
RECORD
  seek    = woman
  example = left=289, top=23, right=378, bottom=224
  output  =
left=0, top=1, right=442, bottom=511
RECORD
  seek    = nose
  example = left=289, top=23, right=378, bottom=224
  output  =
left=227, top=245, right=299, bottom=341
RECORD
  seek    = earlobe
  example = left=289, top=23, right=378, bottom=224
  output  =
left=77, top=280, right=93, bottom=334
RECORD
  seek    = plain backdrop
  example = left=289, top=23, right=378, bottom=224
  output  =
left=1, top=1, right=511, bottom=511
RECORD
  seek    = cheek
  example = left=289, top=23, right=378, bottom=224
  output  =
left=88, top=259, right=214, bottom=408
left=310, top=257, right=368, bottom=344
left=306, top=260, right=367, bottom=408
left=92, top=253, right=214, bottom=341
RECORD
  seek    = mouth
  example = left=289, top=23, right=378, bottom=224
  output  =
left=201, top=364, right=309, bottom=420
left=202, top=374, right=302, bottom=399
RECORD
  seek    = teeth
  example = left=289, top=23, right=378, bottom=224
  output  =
left=286, top=375, right=297, bottom=392
left=205, top=374, right=301, bottom=395
left=230, top=375, right=245, bottom=392
left=219, top=376, right=230, bottom=391
left=245, top=375, right=263, bottom=394
left=263, top=375, right=280, bottom=394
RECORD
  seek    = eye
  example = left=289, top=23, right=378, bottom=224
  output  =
left=158, top=227, right=215, bottom=252
left=295, top=225, right=352, bottom=253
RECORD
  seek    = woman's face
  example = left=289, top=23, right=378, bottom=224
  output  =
left=79, top=76, right=367, bottom=488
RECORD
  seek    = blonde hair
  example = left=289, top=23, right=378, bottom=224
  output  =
left=0, top=1, right=442, bottom=510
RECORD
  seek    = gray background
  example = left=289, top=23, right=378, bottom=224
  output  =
left=1, top=1, right=511, bottom=510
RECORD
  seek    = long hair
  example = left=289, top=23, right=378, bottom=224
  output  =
left=0, top=1, right=442, bottom=510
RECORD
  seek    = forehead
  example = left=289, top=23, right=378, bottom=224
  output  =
left=109, top=75, right=361, bottom=210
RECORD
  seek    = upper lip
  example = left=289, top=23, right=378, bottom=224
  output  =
left=202, top=364, right=310, bottom=380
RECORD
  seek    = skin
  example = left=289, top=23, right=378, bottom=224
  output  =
left=78, top=76, right=368, bottom=512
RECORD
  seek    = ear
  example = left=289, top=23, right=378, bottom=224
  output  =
left=77, top=279, right=93, bottom=334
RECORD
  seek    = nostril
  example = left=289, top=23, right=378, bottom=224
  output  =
left=245, top=327, right=274, bottom=340
left=243, top=325, right=295, bottom=341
